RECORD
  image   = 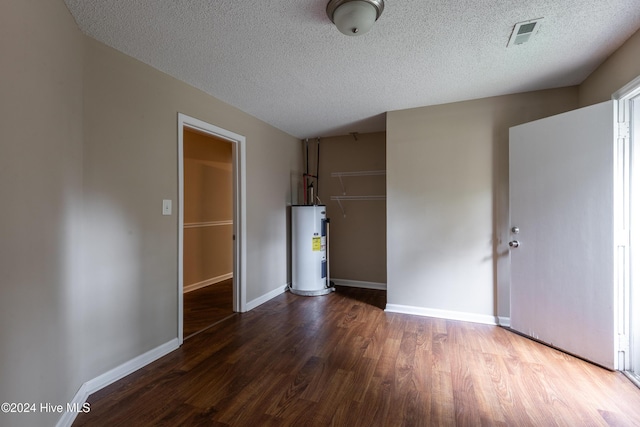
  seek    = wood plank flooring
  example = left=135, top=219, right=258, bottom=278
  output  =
left=74, top=286, right=640, bottom=426
left=183, top=279, right=234, bottom=338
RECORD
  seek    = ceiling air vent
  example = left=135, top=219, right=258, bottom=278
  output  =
left=507, top=18, right=543, bottom=47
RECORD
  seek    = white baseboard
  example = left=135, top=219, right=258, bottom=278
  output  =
left=55, top=383, right=90, bottom=427
left=385, top=304, right=498, bottom=326
left=331, top=278, right=387, bottom=290
left=498, top=316, right=511, bottom=327
left=184, top=273, right=233, bottom=293
left=56, top=338, right=180, bottom=427
left=245, top=283, right=288, bottom=311
left=623, top=371, right=640, bottom=389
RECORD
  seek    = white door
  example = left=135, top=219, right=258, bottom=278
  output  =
left=509, top=101, right=615, bottom=369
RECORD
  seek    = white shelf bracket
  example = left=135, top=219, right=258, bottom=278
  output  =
left=335, top=198, right=346, bottom=217
left=338, top=175, right=346, bottom=195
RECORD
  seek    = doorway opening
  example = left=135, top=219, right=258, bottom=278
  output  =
left=182, top=129, right=233, bottom=338
left=613, top=76, right=640, bottom=386
left=178, top=113, right=247, bottom=344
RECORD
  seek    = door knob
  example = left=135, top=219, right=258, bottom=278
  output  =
left=509, top=240, right=520, bottom=248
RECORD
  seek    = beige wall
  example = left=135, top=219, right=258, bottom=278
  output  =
left=183, top=129, right=233, bottom=287
left=1, top=1, right=301, bottom=425
left=317, top=133, right=387, bottom=284
left=385, top=26, right=640, bottom=322
left=387, top=88, right=579, bottom=320
left=3, top=1, right=637, bottom=425
left=82, top=35, right=300, bottom=380
left=579, top=29, right=640, bottom=107
left=0, top=1, right=84, bottom=426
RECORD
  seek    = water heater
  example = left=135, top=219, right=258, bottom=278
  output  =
left=291, top=205, right=334, bottom=296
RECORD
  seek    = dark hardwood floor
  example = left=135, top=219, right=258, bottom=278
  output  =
left=183, top=279, right=234, bottom=339
left=74, top=286, right=640, bottom=426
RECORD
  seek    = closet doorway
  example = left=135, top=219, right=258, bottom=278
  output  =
left=178, top=114, right=246, bottom=343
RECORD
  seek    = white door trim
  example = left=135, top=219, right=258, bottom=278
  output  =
left=612, top=74, right=640, bottom=101
left=178, top=113, right=247, bottom=344
left=613, top=75, right=640, bottom=379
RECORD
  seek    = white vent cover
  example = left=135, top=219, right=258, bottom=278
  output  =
left=508, top=18, right=543, bottom=47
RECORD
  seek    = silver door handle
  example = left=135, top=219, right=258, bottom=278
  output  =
left=509, top=240, right=520, bottom=248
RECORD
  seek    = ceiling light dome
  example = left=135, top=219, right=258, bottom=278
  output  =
left=326, top=0, right=384, bottom=36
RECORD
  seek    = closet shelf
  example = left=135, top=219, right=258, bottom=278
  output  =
left=331, top=170, right=386, bottom=195
left=330, top=170, right=386, bottom=177
left=330, top=195, right=386, bottom=201
left=330, top=195, right=386, bottom=217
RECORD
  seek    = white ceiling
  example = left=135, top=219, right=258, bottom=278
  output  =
left=63, top=0, right=640, bottom=139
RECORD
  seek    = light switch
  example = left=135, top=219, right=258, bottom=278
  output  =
left=162, top=199, right=172, bottom=216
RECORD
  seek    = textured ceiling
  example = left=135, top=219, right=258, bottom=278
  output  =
left=63, top=0, right=640, bottom=139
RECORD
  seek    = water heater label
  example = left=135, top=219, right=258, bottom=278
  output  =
left=312, top=237, right=321, bottom=251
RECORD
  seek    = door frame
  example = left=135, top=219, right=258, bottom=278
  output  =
left=613, top=75, right=640, bottom=382
left=177, top=113, right=247, bottom=344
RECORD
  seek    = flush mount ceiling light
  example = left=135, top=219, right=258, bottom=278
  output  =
left=326, top=0, right=385, bottom=36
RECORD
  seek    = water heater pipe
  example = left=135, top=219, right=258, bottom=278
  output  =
left=326, top=218, right=331, bottom=288
left=316, top=138, right=320, bottom=203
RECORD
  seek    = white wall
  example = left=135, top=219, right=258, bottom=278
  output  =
left=386, top=88, right=579, bottom=322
